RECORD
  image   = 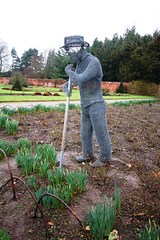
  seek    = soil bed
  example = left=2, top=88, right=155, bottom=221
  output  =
left=0, top=102, right=160, bottom=239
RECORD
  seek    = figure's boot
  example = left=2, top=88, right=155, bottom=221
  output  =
left=91, top=159, right=110, bottom=167
left=76, top=154, right=94, bottom=163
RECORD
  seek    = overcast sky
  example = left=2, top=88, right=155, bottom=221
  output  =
left=1, top=0, right=160, bottom=57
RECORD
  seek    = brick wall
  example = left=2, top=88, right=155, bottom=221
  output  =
left=27, top=79, right=66, bottom=87
left=101, top=82, right=129, bottom=92
left=0, top=77, right=129, bottom=92
left=0, top=77, right=11, bottom=84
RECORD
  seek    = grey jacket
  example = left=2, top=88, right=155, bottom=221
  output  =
left=65, top=49, right=105, bottom=107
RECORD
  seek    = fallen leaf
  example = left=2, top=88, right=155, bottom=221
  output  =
left=48, top=221, right=54, bottom=226
left=136, top=213, right=145, bottom=216
left=86, top=225, right=90, bottom=231
left=109, top=229, right=120, bottom=240
left=126, top=163, right=132, bottom=168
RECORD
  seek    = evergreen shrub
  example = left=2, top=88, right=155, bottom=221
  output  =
left=12, top=79, right=22, bottom=91
left=116, top=82, right=124, bottom=93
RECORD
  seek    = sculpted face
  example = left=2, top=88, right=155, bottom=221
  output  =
left=68, top=47, right=82, bottom=63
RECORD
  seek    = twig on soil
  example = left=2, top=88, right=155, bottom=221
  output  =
left=35, top=193, right=91, bottom=240
left=0, top=148, right=16, bottom=200
left=0, top=176, right=49, bottom=238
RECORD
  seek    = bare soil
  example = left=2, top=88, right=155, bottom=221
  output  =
left=0, top=102, right=160, bottom=240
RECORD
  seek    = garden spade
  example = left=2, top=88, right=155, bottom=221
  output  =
left=59, top=78, right=71, bottom=168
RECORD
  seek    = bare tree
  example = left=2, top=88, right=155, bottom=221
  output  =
left=24, top=53, right=45, bottom=78
left=0, top=39, right=9, bottom=72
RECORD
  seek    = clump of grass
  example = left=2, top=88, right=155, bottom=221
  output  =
left=135, top=219, right=160, bottom=240
left=58, top=104, right=66, bottom=112
left=16, top=143, right=57, bottom=176
left=16, top=147, right=42, bottom=176
left=27, top=175, right=38, bottom=190
left=109, top=99, right=159, bottom=107
left=40, top=160, right=50, bottom=178
left=0, top=112, right=9, bottom=129
left=18, top=138, right=32, bottom=153
left=0, top=228, right=10, bottom=240
left=66, top=167, right=88, bottom=194
left=17, top=106, right=29, bottom=114
left=84, top=184, right=121, bottom=239
left=47, top=168, right=64, bottom=187
left=5, top=119, right=19, bottom=135
left=0, top=104, right=82, bottom=118
left=69, top=103, right=76, bottom=109
left=35, top=167, right=88, bottom=209
left=35, top=143, right=57, bottom=166
left=34, top=104, right=54, bottom=112
left=1, top=107, right=16, bottom=116
left=0, top=140, right=17, bottom=160
left=16, top=150, right=35, bottom=176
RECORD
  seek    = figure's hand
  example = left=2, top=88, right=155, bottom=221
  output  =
left=63, top=81, right=72, bottom=96
left=65, top=64, right=74, bottom=76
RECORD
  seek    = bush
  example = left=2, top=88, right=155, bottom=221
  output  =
left=102, top=88, right=110, bottom=96
left=12, top=79, right=22, bottom=91
left=123, top=83, right=129, bottom=93
left=11, top=72, right=28, bottom=90
left=129, top=80, right=159, bottom=96
left=43, top=92, right=52, bottom=96
left=11, top=72, right=28, bottom=87
left=116, top=82, right=124, bottom=93
left=33, top=92, right=42, bottom=95
left=53, top=93, right=60, bottom=96
left=27, top=81, right=34, bottom=86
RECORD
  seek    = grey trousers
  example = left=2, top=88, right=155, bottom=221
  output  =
left=81, top=101, right=112, bottom=162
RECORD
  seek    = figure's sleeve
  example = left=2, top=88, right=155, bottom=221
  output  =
left=70, top=59, right=101, bottom=85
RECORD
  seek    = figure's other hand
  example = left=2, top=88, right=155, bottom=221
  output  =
left=63, top=82, right=68, bottom=94
left=62, top=81, right=72, bottom=96
left=65, top=64, right=74, bottom=76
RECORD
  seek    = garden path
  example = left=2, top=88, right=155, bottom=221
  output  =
left=0, top=99, right=148, bottom=109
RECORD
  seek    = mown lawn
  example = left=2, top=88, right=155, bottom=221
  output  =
left=0, top=83, right=155, bottom=102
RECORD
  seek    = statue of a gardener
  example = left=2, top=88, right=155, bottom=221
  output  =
left=62, top=35, right=112, bottom=167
